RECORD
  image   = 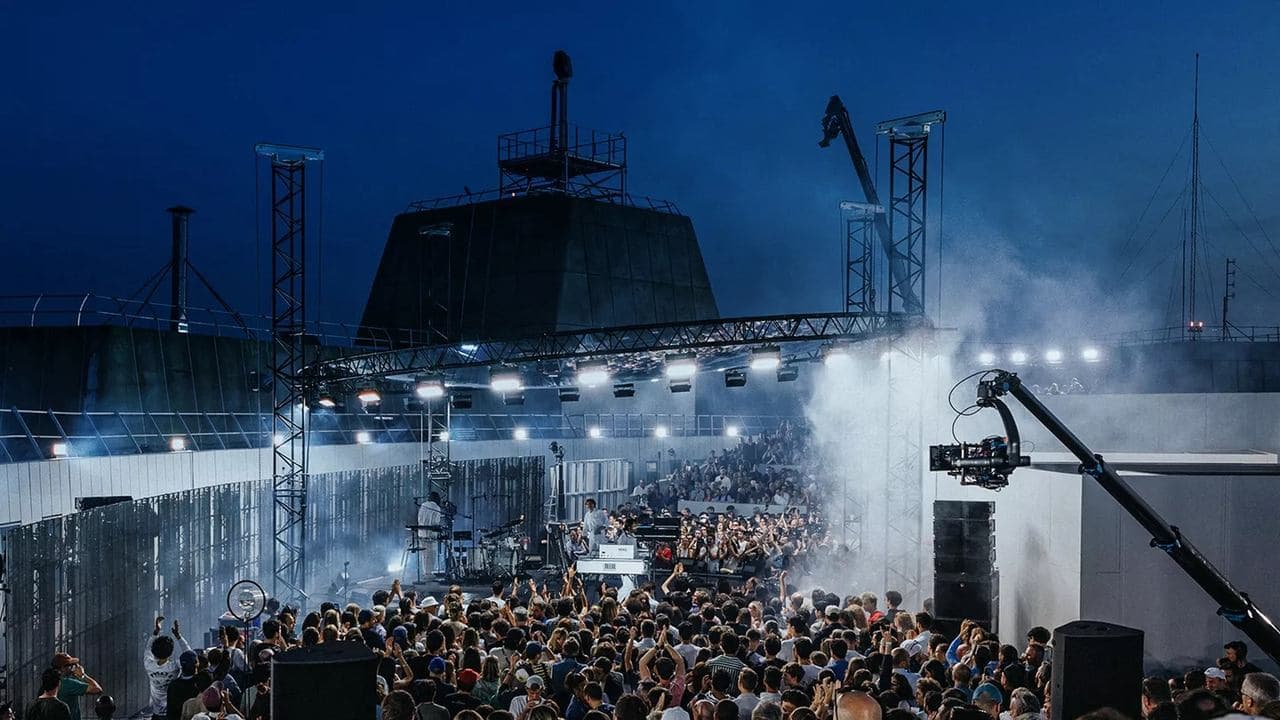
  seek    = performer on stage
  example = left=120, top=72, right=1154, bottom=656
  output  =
left=581, top=498, right=610, bottom=552
left=417, top=491, right=446, bottom=575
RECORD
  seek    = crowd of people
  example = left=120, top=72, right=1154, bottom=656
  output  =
left=19, top=559, right=1280, bottom=720
left=639, top=423, right=821, bottom=511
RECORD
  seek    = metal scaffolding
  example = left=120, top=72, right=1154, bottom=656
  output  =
left=841, top=201, right=880, bottom=313
left=256, top=143, right=323, bottom=603
left=883, top=334, right=926, bottom=606
left=876, top=111, right=945, bottom=316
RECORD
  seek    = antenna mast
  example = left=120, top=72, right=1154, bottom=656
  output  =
left=1187, top=53, right=1203, bottom=337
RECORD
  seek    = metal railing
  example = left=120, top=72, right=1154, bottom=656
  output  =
left=0, top=408, right=795, bottom=463
left=0, top=293, right=445, bottom=348
left=405, top=188, right=681, bottom=215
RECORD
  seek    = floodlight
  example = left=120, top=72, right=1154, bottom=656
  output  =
left=977, top=351, right=997, bottom=365
left=51, top=442, right=68, bottom=458
left=451, top=392, right=473, bottom=409
left=1081, top=347, right=1101, bottom=362
left=664, top=354, right=697, bottom=380
left=1009, top=350, right=1028, bottom=365
left=669, top=379, right=692, bottom=393
left=1044, top=349, right=1064, bottom=364
left=823, top=343, right=852, bottom=367
left=438, top=430, right=451, bottom=442
left=776, top=365, right=799, bottom=382
left=356, top=387, right=381, bottom=404
left=588, top=426, right=602, bottom=439
left=613, top=383, right=636, bottom=398
left=169, top=436, right=187, bottom=452
left=317, top=388, right=337, bottom=408
left=575, top=359, right=611, bottom=387
left=490, top=367, right=522, bottom=393
left=559, top=386, right=581, bottom=402
left=355, top=431, right=372, bottom=444
left=655, top=425, right=670, bottom=439
left=750, top=346, right=782, bottom=372
left=725, top=369, right=747, bottom=388
left=725, top=426, right=740, bottom=438
left=415, top=377, right=446, bottom=400
left=514, top=427, right=529, bottom=441
left=503, top=392, right=525, bottom=406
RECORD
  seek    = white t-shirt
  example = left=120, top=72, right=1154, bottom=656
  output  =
left=144, top=634, right=192, bottom=716
left=663, top=708, right=692, bottom=720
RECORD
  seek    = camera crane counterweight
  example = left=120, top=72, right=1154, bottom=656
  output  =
left=932, top=370, right=1280, bottom=664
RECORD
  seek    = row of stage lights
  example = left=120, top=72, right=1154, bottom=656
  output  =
left=976, top=346, right=1103, bottom=366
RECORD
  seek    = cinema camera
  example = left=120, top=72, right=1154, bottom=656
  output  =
left=929, top=373, right=1029, bottom=489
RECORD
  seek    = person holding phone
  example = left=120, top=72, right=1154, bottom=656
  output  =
left=53, top=652, right=103, bottom=720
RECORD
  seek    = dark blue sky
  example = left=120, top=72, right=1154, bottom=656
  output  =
left=3, top=2, right=1278, bottom=338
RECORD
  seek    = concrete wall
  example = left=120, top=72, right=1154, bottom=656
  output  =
left=1080, top=472, right=1280, bottom=672
left=0, top=435, right=734, bottom=526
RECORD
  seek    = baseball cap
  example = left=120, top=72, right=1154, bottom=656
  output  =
left=179, top=650, right=198, bottom=675
left=458, top=669, right=480, bottom=689
left=525, top=641, right=544, bottom=657
left=514, top=606, right=529, bottom=617
left=526, top=675, right=545, bottom=689
left=973, top=682, right=1003, bottom=706
left=825, top=606, right=840, bottom=618
left=428, top=656, right=447, bottom=673
left=52, top=652, right=81, bottom=668
left=357, top=609, right=374, bottom=624
left=1205, top=667, right=1227, bottom=681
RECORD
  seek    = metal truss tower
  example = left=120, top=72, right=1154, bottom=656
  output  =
left=841, top=201, right=880, bottom=313
left=256, top=143, right=324, bottom=604
left=876, top=111, right=945, bottom=316
left=883, top=334, right=926, bottom=606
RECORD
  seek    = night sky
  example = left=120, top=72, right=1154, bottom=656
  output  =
left=3, top=2, right=1278, bottom=341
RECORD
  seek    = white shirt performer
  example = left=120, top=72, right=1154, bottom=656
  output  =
left=581, top=498, right=610, bottom=551
left=417, top=491, right=445, bottom=573
left=144, top=616, right=191, bottom=719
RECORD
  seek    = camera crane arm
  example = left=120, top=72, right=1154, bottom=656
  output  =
left=958, top=370, right=1280, bottom=664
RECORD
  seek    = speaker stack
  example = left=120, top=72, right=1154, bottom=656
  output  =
left=1050, top=620, right=1144, bottom=720
left=932, top=500, right=998, bottom=637
left=271, top=642, right=378, bottom=720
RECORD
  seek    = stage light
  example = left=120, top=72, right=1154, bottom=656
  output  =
left=460, top=343, right=479, bottom=352
left=490, top=367, right=522, bottom=393
left=51, top=442, right=68, bottom=458
left=559, top=386, right=581, bottom=402
left=724, top=369, right=747, bottom=388
left=317, top=388, right=337, bottom=408
left=415, top=377, right=445, bottom=400
left=451, top=392, right=473, bottom=409
left=438, top=430, right=450, bottom=442
left=750, top=346, right=782, bottom=372
left=1009, top=350, right=1028, bottom=365
left=655, top=425, right=669, bottom=438
left=669, top=379, right=692, bottom=393
left=356, top=387, right=381, bottom=404
left=575, top=359, right=611, bottom=387
left=664, top=353, right=697, bottom=380
left=355, top=431, right=372, bottom=444
left=823, top=344, right=852, bottom=367
left=588, top=426, right=602, bottom=439
left=514, top=427, right=529, bottom=441
left=776, top=365, right=799, bottom=382
left=1081, top=347, right=1101, bottom=362
left=1044, top=349, right=1064, bottom=364
left=977, top=351, right=997, bottom=365
left=169, top=436, right=187, bottom=452
left=613, top=383, right=635, bottom=398
left=503, top=392, right=525, bottom=406
left=725, top=425, right=740, bottom=438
